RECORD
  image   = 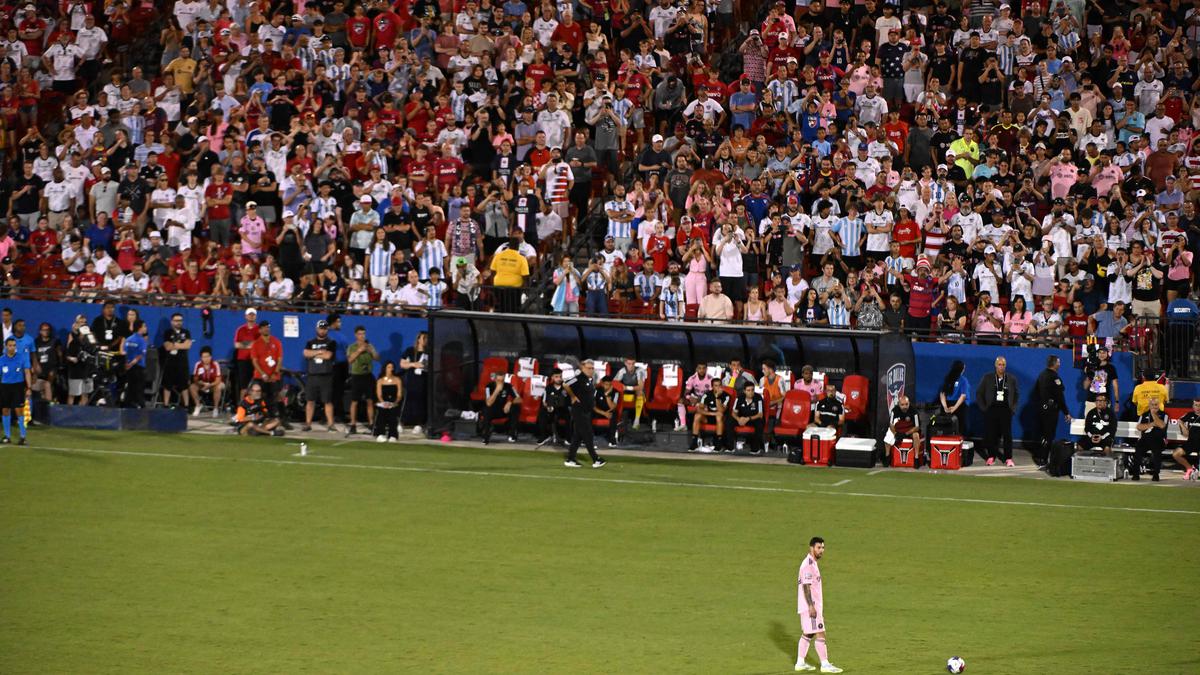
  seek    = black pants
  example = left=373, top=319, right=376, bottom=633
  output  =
left=1168, top=323, right=1195, bottom=377
left=121, top=365, right=145, bottom=408
left=538, top=406, right=571, bottom=442
left=373, top=405, right=399, bottom=439
left=479, top=405, right=513, bottom=440
left=1036, top=407, right=1060, bottom=464
left=1132, top=437, right=1164, bottom=478
left=496, top=287, right=522, bottom=313
left=236, top=360, right=254, bottom=398
left=983, top=405, right=1013, bottom=461
left=567, top=408, right=599, bottom=462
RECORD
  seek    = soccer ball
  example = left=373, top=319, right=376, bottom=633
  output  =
left=946, top=656, right=966, bottom=673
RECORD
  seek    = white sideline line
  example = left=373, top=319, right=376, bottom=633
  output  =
left=867, top=469, right=887, bottom=476
left=14, top=444, right=1200, bottom=516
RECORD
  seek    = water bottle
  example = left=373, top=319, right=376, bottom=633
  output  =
left=299, top=442, right=308, bottom=456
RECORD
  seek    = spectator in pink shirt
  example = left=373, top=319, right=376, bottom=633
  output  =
left=1003, top=296, right=1033, bottom=337
left=972, top=291, right=1005, bottom=334
left=239, top=202, right=267, bottom=258
left=1047, top=150, right=1079, bottom=199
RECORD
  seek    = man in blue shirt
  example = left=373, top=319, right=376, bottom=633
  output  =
left=0, top=336, right=31, bottom=445
left=11, top=320, right=35, bottom=366
left=1166, top=295, right=1200, bottom=377
left=122, top=321, right=149, bottom=408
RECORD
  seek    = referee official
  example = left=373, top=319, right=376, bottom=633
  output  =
left=564, top=360, right=606, bottom=468
left=0, top=336, right=31, bottom=445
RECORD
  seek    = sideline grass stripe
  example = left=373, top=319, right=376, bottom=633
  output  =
left=14, top=443, right=1200, bottom=517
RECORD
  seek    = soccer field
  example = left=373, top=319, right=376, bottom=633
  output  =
left=1, top=430, right=1197, bottom=674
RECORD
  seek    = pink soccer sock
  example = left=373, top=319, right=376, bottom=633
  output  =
left=796, top=636, right=810, bottom=663
left=815, top=638, right=829, bottom=662
left=677, top=404, right=686, bottom=426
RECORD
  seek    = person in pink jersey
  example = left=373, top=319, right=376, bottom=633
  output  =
left=796, top=537, right=842, bottom=673
left=675, top=362, right=712, bottom=431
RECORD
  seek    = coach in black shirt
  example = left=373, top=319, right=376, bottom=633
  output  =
left=731, top=382, right=765, bottom=453
left=1133, top=398, right=1167, bottom=481
left=565, top=360, right=605, bottom=468
left=302, top=320, right=338, bottom=432
left=1080, top=393, right=1116, bottom=455
left=1173, top=399, right=1200, bottom=480
left=813, top=382, right=845, bottom=431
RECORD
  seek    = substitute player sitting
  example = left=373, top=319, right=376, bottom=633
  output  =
left=613, top=357, right=646, bottom=429
left=691, top=375, right=728, bottom=453
left=676, top=362, right=711, bottom=431
left=795, top=536, right=842, bottom=673
left=235, top=380, right=283, bottom=436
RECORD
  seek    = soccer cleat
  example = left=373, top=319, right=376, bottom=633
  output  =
left=795, top=664, right=816, bottom=672
left=819, top=665, right=843, bottom=673
left=17, top=437, right=26, bottom=446
left=592, top=459, right=607, bottom=468
left=507, top=435, right=517, bottom=443
left=375, top=435, right=387, bottom=443
left=697, top=445, right=715, bottom=454
left=673, top=422, right=686, bottom=432
left=564, top=460, right=582, bottom=468
left=1005, top=459, right=1015, bottom=467
left=388, top=437, right=398, bottom=443
left=411, top=425, right=423, bottom=435
left=986, top=457, right=995, bottom=466
left=1, top=436, right=9, bottom=444
left=1185, top=467, right=1196, bottom=480
left=608, top=441, right=617, bottom=448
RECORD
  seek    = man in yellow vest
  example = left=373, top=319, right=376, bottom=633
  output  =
left=489, top=236, right=530, bottom=313
left=948, top=128, right=980, bottom=176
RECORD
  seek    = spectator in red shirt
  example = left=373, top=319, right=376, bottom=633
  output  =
left=432, top=144, right=464, bottom=196
left=233, top=308, right=260, bottom=399
left=205, top=169, right=235, bottom=246
left=903, top=257, right=937, bottom=332
left=345, top=4, right=371, bottom=50
left=177, top=259, right=211, bottom=302
left=892, top=215, right=921, bottom=259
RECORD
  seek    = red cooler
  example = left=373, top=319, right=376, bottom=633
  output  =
left=891, top=438, right=918, bottom=468
left=929, top=436, right=963, bottom=470
left=802, top=427, right=837, bottom=466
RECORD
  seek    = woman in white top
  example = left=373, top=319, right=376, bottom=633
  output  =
left=267, top=266, right=294, bottom=303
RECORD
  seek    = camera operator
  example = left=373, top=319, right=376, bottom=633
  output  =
left=1082, top=345, right=1119, bottom=417
left=1079, top=393, right=1116, bottom=456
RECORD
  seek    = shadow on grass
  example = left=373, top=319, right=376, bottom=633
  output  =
left=769, top=619, right=795, bottom=656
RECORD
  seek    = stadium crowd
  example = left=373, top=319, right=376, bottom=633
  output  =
left=0, top=0, right=1197, bottom=345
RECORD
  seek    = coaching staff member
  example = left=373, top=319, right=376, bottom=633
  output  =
left=977, top=356, right=1019, bottom=467
left=302, top=319, right=338, bottom=432
left=1034, top=355, right=1071, bottom=466
left=564, top=360, right=606, bottom=468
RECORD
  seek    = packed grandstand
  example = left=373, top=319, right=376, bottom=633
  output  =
left=1, top=1, right=1198, bottom=411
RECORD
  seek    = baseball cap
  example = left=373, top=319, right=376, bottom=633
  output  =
left=858, top=143, right=868, bottom=151
left=651, top=134, right=664, bottom=143
left=100, top=167, right=111, bottom=174
left=455, top=256, right=468, bottom=266
left=316, top=319, right=328, bottom=328
left=282, top=210, right=295, bottom=219
left=196, top=135, right=209, bottom=143
left=149, top=230, right=162, bottom=238
left=1135, top=189, right=1148, bottom=198
left=244, top=308, right=257, bottom=316
left=984, top=245, right=997, bottom=255
left=246, top=201, right=257, bottom=208
left=936, top=164, right=948, bottom=171
left=360, top=195, right=373, bottom=203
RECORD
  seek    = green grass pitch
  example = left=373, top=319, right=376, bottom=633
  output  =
left=1, top=430, right=1197, bottom=674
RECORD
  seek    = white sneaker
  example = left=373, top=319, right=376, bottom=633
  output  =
left=388, top=437, right=398, bottom=443
left=820, top=664, right=843, bottom=673
left=592, top=459, right=607, bottom=468
left=192, top=407, right=202, bottom=417
left=411, top=425, right=423, bottom=435
left=397, top=425, right=405, bottom=434
left=211, top=408, right=220, bottom=418
left=697, top=445, right=716, bottom=454
left=564, top=460, right=582, bottom=468
left=673, top=422, right=686, bottom=432
left=376, top=435, right=387, bottom=443
left=795, top=664, right=816, bottom=672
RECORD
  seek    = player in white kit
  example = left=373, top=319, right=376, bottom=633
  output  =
left=796, top=537, right=842, bottom=673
